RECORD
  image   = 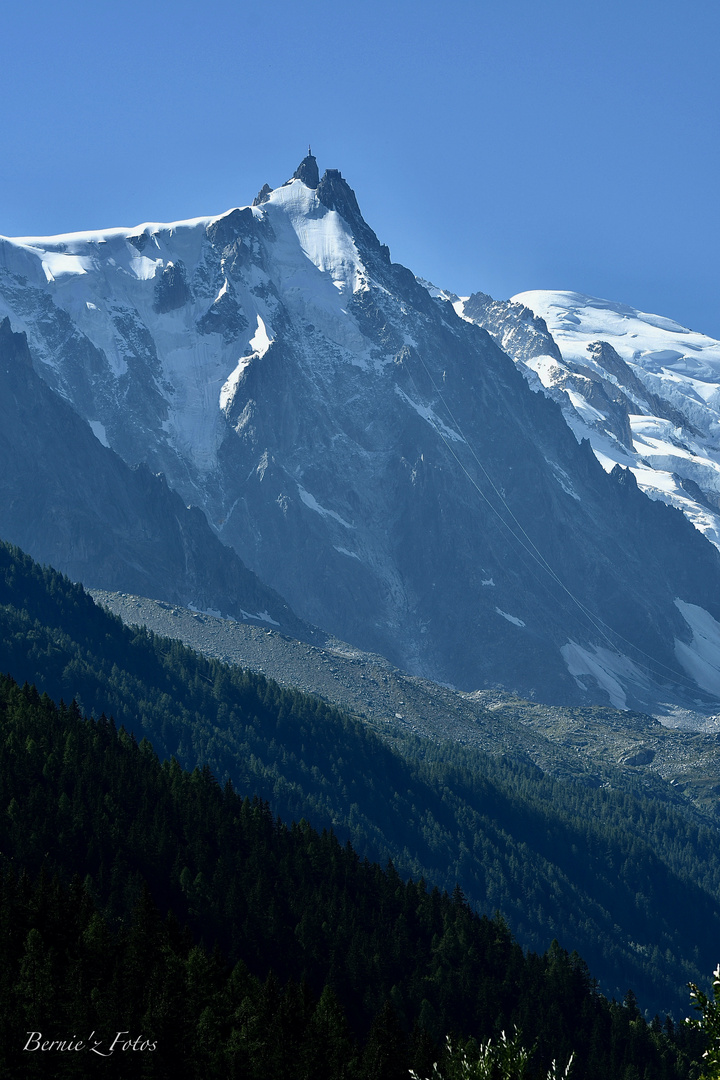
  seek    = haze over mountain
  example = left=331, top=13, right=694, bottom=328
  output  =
left=2, top=153, right=720, bottom=712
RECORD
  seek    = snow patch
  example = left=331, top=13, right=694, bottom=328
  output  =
left=39, top=251, right=90, bottom=282
left=643, top=349, right=684, bottom=364
left=186, top=601, right=278, bottom=626
left=219, top=315, right=273, bottom=412
left=549, top=462, right=581, bottom=501
left=297, top=485, right=354, bottom=529
left=253, top=609, right=280, bottom=626
left=8, top=214, right=218, bottom=249
left=257, top=180, right=370, bottom=357
left=510, top=289, right=720, bottom=552
left=188, top=603, right=224, bottom=619
left=129, top=254, right=162, bottom=281
left=495, top=608, right=525, bottom=628
left=249, top=314, right=272, bottom=356
left=334, top=545, right=361, bottom=560
left=560, top=641, right=649, bottom=710
left=88, top=420, right=109, bottom=447
left=674, top=599, right=720, bottom=698
left=564, top=389, right=606, bottom=425
left=395, top=386, right=465, bottom=442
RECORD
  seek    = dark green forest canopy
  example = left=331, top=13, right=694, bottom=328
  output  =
left=0, top=675, right=702, bottom=1079
left=2, top=538, right=720, bottom=1021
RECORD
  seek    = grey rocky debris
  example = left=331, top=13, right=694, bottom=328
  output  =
left=93, top=585, right=720, bottom=829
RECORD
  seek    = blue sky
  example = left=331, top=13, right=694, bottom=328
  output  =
left=2, top=0, right=718, bottom=335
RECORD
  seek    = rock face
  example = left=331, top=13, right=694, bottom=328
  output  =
left=2, top=161, right=720, bottom=708
left=462, top=290, right=564, bottom=366
left=0, top=318, right=313, bottom=639
left=292, top=152, right=319, bottom=189
left=252, top=184, right=273, bottom=207
left=153, top=260, right=192, bottom=313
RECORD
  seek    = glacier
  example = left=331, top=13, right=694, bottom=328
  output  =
left=456, top=287, right=720, bottom=551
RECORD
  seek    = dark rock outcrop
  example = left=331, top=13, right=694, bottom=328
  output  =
left=153, top=260, right=192, bottom=313
left=197, top=290, right=248, bottom=342
left=463, top=291, right=564, bottom=364
left=292, top=152, right=319, bottom=189
left=252, top=183, right=273, bottom=206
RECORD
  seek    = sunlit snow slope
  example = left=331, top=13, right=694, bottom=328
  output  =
left=494, top=290, right=720, bottom=550
left=0, top=180, right=372, bottom=492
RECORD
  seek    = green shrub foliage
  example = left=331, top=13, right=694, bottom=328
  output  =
left=688, top=966, right=720, bottom=1079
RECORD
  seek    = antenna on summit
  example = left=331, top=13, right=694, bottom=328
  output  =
left=292, top=148, right=319, bottom=188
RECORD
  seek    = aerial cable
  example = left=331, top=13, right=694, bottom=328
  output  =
left=413, top=349, right=609, bottom=600
left=415, top=352, right=703, bottom=689
left=403, top=348, right=705, bottom=693
left=403, top=364, right=632, bottom=654
left=411, top=349, right=707, bottom=690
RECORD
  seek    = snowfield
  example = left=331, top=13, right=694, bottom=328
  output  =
left=456, top=287, right=720, bottom=550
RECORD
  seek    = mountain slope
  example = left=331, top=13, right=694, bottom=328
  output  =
left=3, top=156, right=720, bottom=707
left=91, top=586, right=720, bottom=824
left=0, top=673, right=697, bottom=1080
left=0, top=317, right=313, bottom=639
left=458, top=288, right=720, bottom=554
left=3, top=540, right=720, bottom=1016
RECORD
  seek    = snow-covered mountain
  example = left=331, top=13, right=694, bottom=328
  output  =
left=2, top=154, right=720, bottom=711
left=0, top=318, right=311, bottom=638
left=455, top=288, right=720, bottom=551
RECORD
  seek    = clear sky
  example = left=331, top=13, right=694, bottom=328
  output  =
left=2, top=0, right=718, bottom=335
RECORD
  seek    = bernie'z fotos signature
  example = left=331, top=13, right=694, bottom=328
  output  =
left=24, top=1031, right=157, bottom=1056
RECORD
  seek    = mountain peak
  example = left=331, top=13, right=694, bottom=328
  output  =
left=291, top=149, right=319, bottom=189
left=252, top=183, right=273, bottom=207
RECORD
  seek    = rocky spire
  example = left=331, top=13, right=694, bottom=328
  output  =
left=291, top=148, right=319, bottom=189
left=252, top=183, right=272, bottom=206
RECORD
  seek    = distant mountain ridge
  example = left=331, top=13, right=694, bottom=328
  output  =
left=451, top=287, right=720, bottom=553
left=2, top=155, right=720, bottom=709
